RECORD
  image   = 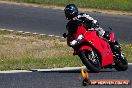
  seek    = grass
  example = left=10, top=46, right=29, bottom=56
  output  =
left=2, top=0, right=132, bottom=12
left=122, top=44, right=132, bottom=62
left=0, top=30, right=82, bottom=70
left=0, top=29, right=131, bottom=70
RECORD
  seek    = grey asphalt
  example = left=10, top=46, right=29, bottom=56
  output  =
left=0, top=3, right=132, bottom=88
left=0, top=66, right=131, bottom=88
left=0, top=3, right=132, bottom=43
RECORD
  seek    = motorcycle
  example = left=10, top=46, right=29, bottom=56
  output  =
left=63, top=24, right=128, bottom=73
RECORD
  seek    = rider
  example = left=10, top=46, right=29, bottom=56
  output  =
left=64, top=4, right=110, bottom=46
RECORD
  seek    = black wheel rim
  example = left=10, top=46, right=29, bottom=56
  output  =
left=86, top=51, right=100, bottom=67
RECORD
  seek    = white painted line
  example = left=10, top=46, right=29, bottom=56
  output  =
left=60, top=37, right=64, bottom=39
left=32, top=63, right=132, bottom=72
left=8, top=30, right=14, bottom=32
left=0, top=70, right=32, bottom=73
left=24, top=32, right=31, bottom=34
left=128, top=63, right=132, bottom=65
left=17, top=31, right=24, bottom=33
left=31, top=66, right=86, bottom=72
left=0, top=28, right=64, bottom=39
left=55, top=36, right=61, bottom=38
left=32, top=32, right=38, bottom=35
left=0, top=63, right=132, bottom=73
left=0, top=67, right=86, bottom=73
left=48, top=35, right=54, bottom=37
left=0, top=29, right=6, bottom=31
left=39, top=34, right=46, bottom=36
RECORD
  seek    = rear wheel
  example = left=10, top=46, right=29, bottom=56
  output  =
left=111, top=41, right=128, bottom=71
left=114, top=52, right=128, bottom=71
left=79, top=50, right=101, bottom=73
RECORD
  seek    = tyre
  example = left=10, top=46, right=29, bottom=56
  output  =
left=111, top=41, right=128, bottom=71
left=79, top=50, right=101, bottom=73
left=114, top=57, right=128, bottom=71
left=114, top=51, right=128, bottom=71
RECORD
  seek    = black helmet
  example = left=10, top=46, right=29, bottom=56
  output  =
left=64, top=4, right=78, bottom=20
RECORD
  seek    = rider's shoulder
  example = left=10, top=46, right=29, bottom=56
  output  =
left=78, top=13, right=89, bottom=15
left=78, top=13, right=90, bottom=18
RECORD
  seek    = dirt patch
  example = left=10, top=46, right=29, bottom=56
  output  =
left=0, top=1, right=132, bottom=16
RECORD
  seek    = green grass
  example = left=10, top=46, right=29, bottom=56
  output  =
left=0, top=30, right=82, bottom=70
left=3, top=0, right=132, bottom=12
left=122, top=44, right=132, bottom=62
left=0, top=29, right=131, bottom=70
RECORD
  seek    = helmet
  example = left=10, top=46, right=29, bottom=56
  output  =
left=64, top=4, right=78, bottom=20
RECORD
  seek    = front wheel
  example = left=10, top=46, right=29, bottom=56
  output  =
left=79, top=50, right=101, bottom=73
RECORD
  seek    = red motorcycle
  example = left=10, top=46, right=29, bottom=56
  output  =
left=63, top=24, right=128, bottom=73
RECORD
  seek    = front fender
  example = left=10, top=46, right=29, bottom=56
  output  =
left=79, top=46, right=92, bottom=51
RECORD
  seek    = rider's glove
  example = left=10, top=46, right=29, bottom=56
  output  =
left=70, top=40, right=77, bottom=46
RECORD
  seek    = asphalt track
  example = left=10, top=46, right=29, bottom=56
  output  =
left=0, top=3, right=132, bottom=43
left=0, top=3, right=132, bottom=88
left=0, top=65, right=132, bottom=88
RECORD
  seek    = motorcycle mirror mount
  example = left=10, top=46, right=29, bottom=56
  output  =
left=63, top=33, right=67, bottom=38
left=109, top=27, right=113, bottom=31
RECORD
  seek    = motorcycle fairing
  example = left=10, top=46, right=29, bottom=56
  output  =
left=72, top=25, right=114, bottom=66
left=109, top=32, right=115, bottom=43
left=83, top=31, right=114, bottom=66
